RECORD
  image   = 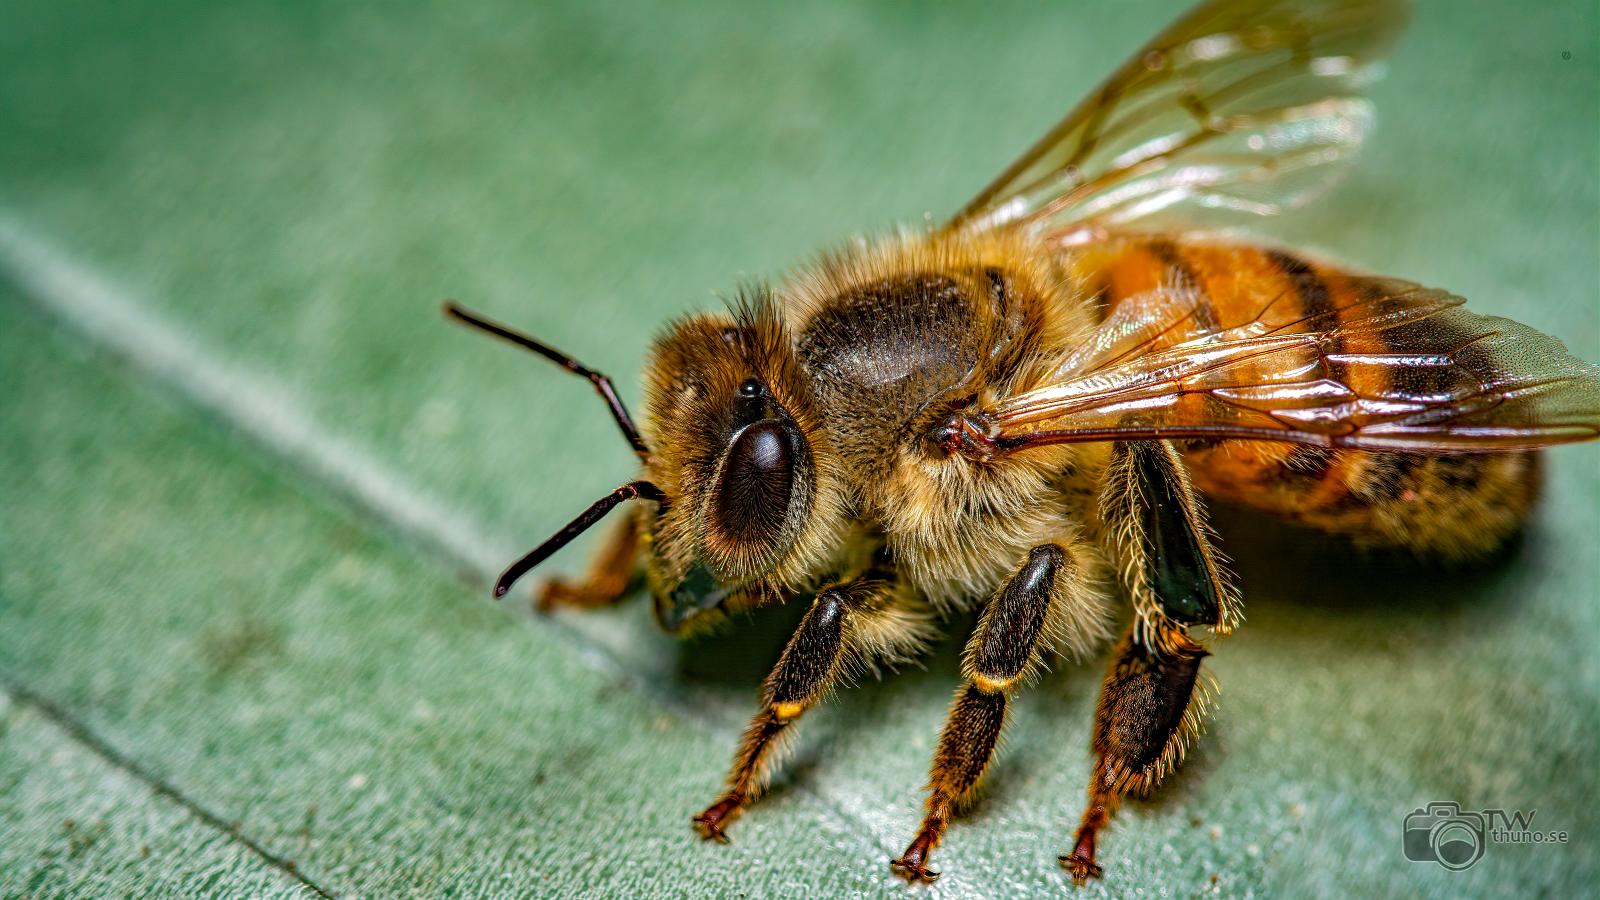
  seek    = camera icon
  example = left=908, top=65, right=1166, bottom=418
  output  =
left=1403, top=801, right=1487, bottom=871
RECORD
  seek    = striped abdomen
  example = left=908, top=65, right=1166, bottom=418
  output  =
left=1065, top=236, right=1542, bottom=559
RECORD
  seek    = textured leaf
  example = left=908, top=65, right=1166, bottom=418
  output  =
left=0, top=0, right=1596, bottom=897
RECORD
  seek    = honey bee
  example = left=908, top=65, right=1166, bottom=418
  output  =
left=444, top=0, right=1600, bottom=885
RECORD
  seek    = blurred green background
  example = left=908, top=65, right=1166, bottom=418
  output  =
left=2, top=0, right=1595, bottom=896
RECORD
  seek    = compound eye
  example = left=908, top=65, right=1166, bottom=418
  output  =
left=712, top=420, right=796, bottom=545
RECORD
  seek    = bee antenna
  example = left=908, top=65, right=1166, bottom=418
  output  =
left=442, top=301, right=650, bottom=461
left=493, top=480, right=664, bottom=599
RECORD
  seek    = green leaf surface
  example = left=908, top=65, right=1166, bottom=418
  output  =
left=1, top=0, right=1596, bottom=896
left=0, top=299, right=888, bottom=897
left=0, top=690, right=314, bottom=899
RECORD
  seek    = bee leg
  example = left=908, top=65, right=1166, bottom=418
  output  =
left=890, top=683, right=1007, bottom=883
left=1062, top=626, right=1210, bottom=885
left=695, top=578, right=930, bottom=841
left=1064, top=440, right=1232, bottom=881
left=894, top=541, right=1104, bottom=883
left=535, top=509, right=641, bottom=612
left=1100, top=440, right=1241, bottom=648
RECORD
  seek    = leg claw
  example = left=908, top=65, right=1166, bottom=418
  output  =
left=889, top=856, right=940, bottom=884
left=1059, top=852, right=1103, bottom=885
left=692, top=795, right=743, bottom=843
left=892, top=819, right=944, bottom=884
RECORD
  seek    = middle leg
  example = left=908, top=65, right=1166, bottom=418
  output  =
left=892, top=534, right=1108, bottom=882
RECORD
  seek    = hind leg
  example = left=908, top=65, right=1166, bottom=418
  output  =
left=1065, top=441, right=1234, bottom=882
left=1062, top=624, right=1211, bottom=883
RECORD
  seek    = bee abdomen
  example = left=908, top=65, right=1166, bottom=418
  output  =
left=1335, top=449, right=1543, bottom=558
left=1184, top=443, right=1543, bottom=560
left=1072, top=235, right=1546, bottom=560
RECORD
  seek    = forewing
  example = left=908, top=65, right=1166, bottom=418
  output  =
left=949, top=0, right=1407, bottom=244
left=985, top=274, right=1600, bottom=452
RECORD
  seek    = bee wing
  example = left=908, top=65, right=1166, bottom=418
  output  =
left=983, top=270, right=1600, bottom=453
left=948, top=0, right=1407, bottom=244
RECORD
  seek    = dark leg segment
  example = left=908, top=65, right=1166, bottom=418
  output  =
left=1066, top=440, right=1235, bottom=882
left=693, top=589, right=847, bottom=840
left=694, top=577, right=928, bottom=840
left=891, top=686, right=1007, bottom=882
left=1100, top=440, right=1239, bottom=653
left=893, top=544, right=1076, bottom=883
left=1062, top=626, right=1209, bottom=883
left=972, top=546, right=1065, bottom=691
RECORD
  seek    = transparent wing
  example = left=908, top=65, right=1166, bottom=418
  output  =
left=948, top=0, right=1408, bottom=245
left=983, top=275, right=1600, bottom=453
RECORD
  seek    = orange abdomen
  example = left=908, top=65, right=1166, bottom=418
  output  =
left=1066, top=236, right=1543, bottom=559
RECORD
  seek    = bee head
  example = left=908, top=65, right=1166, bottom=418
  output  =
left=442, top=294, right=842, bottom=635
left=640, top=292, right=844, bottom=632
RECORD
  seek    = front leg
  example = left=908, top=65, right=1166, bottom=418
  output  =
left=694, top=571, right=932, bottom=840
left=892, top=536, right=1108, bottom=883
left=536, top=509, right=642, bottom=612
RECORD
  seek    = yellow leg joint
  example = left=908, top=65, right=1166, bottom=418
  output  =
left=972, top=672, right=1014, bottom=694
left=772, top=701, right=807, bottom=721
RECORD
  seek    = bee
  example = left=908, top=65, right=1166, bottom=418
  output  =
left=444, top=0, right=1600, bottom=885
